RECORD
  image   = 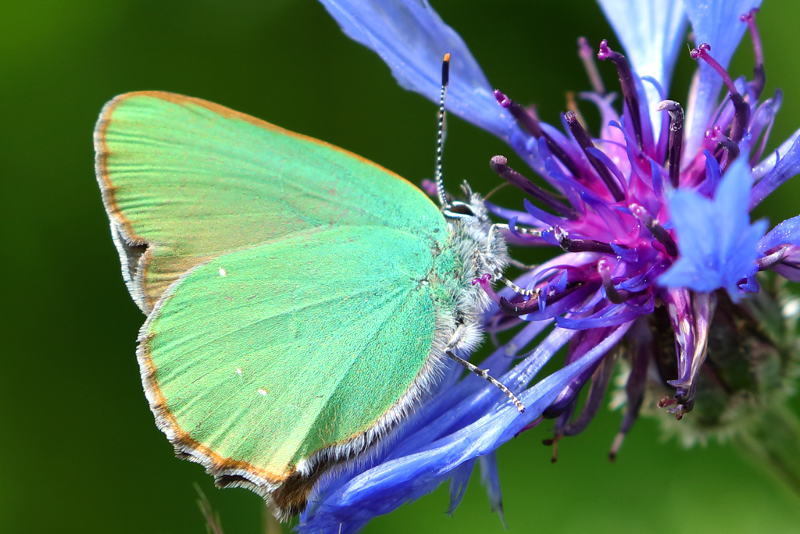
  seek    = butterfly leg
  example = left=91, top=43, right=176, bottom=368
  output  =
left=487, top=222, right=542, bottom=242
left=485, top=224, right=540, bottom=297
left=506, top=257, right=540, bottom=270
left=445, top=350, right=525, bottom=413
left=487, top=223, right=542, bottom=274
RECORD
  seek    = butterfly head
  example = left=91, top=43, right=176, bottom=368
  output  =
left=445, top=185, right=508, bottom=280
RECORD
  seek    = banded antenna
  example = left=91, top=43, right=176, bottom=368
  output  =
left=434, top=53, right=451, bottom=208
left=434, top=53, right=526, bottom=413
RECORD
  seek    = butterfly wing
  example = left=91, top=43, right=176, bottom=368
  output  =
left=141, top=224, right=448, bottom=490
left=95, top=91, right=444, bottom=312
left=95, top=92, right=459, bottom=508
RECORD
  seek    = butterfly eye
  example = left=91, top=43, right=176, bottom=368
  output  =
left=443, top=201, right=476, bottom=219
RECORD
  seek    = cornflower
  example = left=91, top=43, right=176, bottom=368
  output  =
left=299, top=1, right=800, bottom=531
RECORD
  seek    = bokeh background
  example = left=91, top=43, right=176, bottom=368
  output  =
left=3, top=1, right=800, bottom=532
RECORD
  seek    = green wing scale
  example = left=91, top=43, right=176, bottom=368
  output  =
left=94, top=92, right=507, bottom=515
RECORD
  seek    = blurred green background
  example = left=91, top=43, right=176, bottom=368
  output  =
left=3, top=1, right=800, bottom=532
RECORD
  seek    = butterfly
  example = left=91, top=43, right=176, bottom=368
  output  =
left=93, top=57, right=520, bottom=518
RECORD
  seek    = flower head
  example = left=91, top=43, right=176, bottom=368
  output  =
left=304, top=0, right=800, bottom=531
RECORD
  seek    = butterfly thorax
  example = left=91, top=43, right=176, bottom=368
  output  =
left=427, top=193, right=509, bottom=354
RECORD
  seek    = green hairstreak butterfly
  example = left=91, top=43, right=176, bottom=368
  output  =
left=93, top=57, right=518, bottom=517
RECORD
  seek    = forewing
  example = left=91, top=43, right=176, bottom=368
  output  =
left=140, top=225, right=441, bottom=484
left=95, top=91, right=444, bottom=311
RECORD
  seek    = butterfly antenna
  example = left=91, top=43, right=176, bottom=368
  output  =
left=434, top=52, right=451, bottom=208
left=446, top=351, right=525, bottom=413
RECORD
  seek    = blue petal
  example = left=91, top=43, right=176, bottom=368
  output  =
left=659, top=156, right=767, bottom=300
left=751, top=130, right=800, bottom=207
left=318, top=0, right=520, bottom=146
left=302, top=323, right=566, bottom=528
left=759, top=215, right=800, bottom=252
left=447, top=459, right=475, bottom=514
left=478, top=453, right=505, bottom=526
left=697, top=150, right=722, bottom=196
left=683, top=0, right=763, bottom=155
left=557, top=304, right=650, bottom=329
left=386, top=326, right=570, bottom=462
left=299, top=324, right=630, bottom=533
left=596, top=0, right=687, bottom=128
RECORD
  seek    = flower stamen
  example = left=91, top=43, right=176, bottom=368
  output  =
left=490, top=155, right=576, bottom=217
left=578, top=37, right=605, bottom=94
left=741, top=8, right=765, bottom=97
left=555, top=226, right=616, bottom=254
left=705, top=126, right=740, bottom=166
left=564, top=111, right=625, bottom=200
left=691, top=43, right=750, bottom=143
left=597, top=39, right=644, bottom=147
left=493, top=89, right=543, bottom=137
left=598, top=258, right=628, bottom=304
left=495, top=90, right=583, bottom=178
left=498, top=279, right=586, bottom=316
left=656, top=100, right=684, bottom=187
left=629, top=203, right=678, bottom=257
